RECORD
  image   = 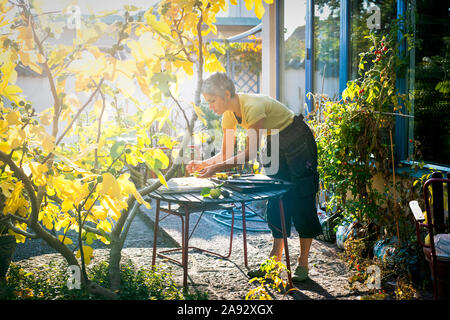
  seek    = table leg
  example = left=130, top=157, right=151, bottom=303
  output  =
left=279, top=197, right=293, bottom=289
left=241, top=202, right=248, bottom=267
left=152, top=199, right=161, bottom=268
left=183, top=205, right=190, bottom=287
left=226, top=209, right=234, bottom=258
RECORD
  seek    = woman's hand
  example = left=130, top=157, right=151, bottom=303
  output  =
left=186, top=160, right=207, bottom=174
left=198, top=164, right=220, bottom=178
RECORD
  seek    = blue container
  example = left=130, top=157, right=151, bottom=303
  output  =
left=336, top=218, right=357, bottom=249
left=315, top=208, right=337, bottom=242
left=373, top=238, right=398, bottom=265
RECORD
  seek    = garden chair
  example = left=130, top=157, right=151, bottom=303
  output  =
left=409, top=172, right=450, bottom=300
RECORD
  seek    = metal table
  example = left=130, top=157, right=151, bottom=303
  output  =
left=148, top=179, right=294, bottom=288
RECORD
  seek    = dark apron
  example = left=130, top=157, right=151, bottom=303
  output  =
left=261, top=114, right=322, bottom=238
left=264, top=114, right=319, bottom=196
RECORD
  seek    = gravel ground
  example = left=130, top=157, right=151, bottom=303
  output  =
left=9, top=201, right=433, bottom=300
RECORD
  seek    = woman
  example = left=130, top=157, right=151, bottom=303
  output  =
left=186, top=72, right=322, bottom=282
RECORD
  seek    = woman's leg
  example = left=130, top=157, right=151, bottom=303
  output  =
left=268, top=237, right=313, bottom=267
left=298, top=237, right=313, bottom=267
left=269, top=238, right=284, bottom=262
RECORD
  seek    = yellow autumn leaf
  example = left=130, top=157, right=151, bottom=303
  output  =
left=39, top=111, right=53, bottom=126
left=54, top=216, right=72, bottom=232
left=192, top=103, right=207, bottom=126
left=117, top=173, right=151, bottom=209
left=157, top=171, right=168, bottom=189
left=0, top=119, right=8, bottom=134
left=18, top=51, right=43, bottom=75
left=0, top=180, right=14, bottom=197
left=151, top=148, right=170, bottom=169
left=8, top=127, right=26, bottom=149
left=3, top=181, right=26, bottom=216
left=67, top=51, right=104, bottom=78
left=98, top=172, right=121, bottom=199
left=0, top=141, right=12, bottom=154
left=173, top=59, right=194, bottom=76
left=6, top=110, right=20, bottom=126
left=205, top=53, right=226, bottom=73
left=102, top=197, right=123, bottom=220
left=58, top=235, right=73, bottom=245
left=128, top=31, right=164, bottom=63
left=244, top=0, right=254, bottom=11
left=1, top=84, right=22, bottom=105
left=48, top=45, right=72, bottom=68
left=42, top=134, right=55, bottom=153
left=145, top=12, right=171, bottom=36
left=0, top=59, right=17, bottom=84
left=92, top=206, right=108, bottom=220
left=115, top=59, right=137, bottom=79
left=211, top=41, right=226, bottom=55
left=8, top=228, right=26, bottom=243
left=75, top=26, right=101, bottom=45
left=97, top=220, right=112, bottom=233
left=158, top=135, right=178, bottom=149
left=254, top=0, right=265, bottom=19
left=155, top=106, right=172, bottom=131
left=76, top=245, right=94, bottom=265
left=61, top=198, right=73, bottom=212
left=29, top=162, right=48, bottom=186
left=16, top=25, right=33, bottom=50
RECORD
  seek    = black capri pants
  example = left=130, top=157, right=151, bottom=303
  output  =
left=262, top=115, right=322, bottom=239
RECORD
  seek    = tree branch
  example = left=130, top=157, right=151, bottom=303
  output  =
left=2, top=218, right=38, bottom=239
left=194, top=9, right=204, bottom=107
left=95, top=88, right=107, bottom=170
left=25, top=5, right=61, bottom=139
left=41, top=78, right=104, bottom=164
left=168, top=89, right=192, bottom=134
left=0, top=151, right=38, bottom=225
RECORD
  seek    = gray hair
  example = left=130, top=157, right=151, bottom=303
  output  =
left=201, top=72, right=236, bottom=98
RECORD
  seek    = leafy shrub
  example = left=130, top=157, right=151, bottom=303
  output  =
left=308, top=19, right=419, bottom=243
left=1, top=260, right=207, bottom=300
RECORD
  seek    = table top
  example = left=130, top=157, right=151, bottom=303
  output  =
left=147, top=177, right=292, bottom=208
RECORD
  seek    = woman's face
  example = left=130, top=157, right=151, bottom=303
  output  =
left=203, top=92, right=230, bottom=115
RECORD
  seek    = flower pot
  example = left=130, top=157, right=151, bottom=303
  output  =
left=0, top=235, right=16, bottom=280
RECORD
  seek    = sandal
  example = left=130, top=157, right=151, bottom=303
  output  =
left=292, top=266, right=309, bottom=283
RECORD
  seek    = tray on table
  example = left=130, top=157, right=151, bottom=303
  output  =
left=211, top=174, right=294, bottom=193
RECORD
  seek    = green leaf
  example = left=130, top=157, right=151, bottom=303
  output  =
left=151, top=72, right=176, bottom=97
left=85, top=232, right=96, bottom=245
left=111, top=141, right=125, bottom=159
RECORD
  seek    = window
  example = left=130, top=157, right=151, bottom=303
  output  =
left=349, top=0, right=396, bottom=80
left=409, top=0, right=450, bottom=166
left=313, top=1, right=340, bottom=100
left=280, top=0, right=307, bottom=115
left=273, top=0, right=449, bottom=167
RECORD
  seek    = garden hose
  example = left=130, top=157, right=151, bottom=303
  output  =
left=203, top=204, right=270, bottom=232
